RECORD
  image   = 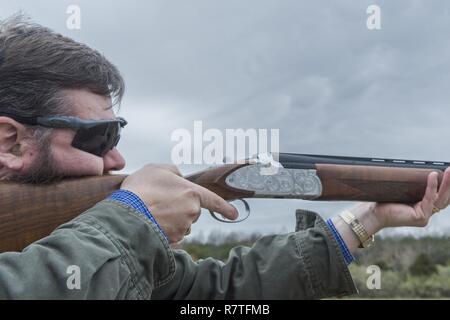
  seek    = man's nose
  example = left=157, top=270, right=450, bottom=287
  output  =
left=103, top=148, right=126, bottom=172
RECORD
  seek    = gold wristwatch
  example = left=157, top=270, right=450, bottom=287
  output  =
left=339, top=210, right=375, bottom=248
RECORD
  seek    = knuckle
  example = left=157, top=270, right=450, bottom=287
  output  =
left=213, top=197, right=225, bottom=212
left=414, top=215, right=428, bottom=227
left=419, top=220, right=428, bottom=227
left=160, top=164, right=181, bottom=175
left=187, top=203, right=201, bottom=216
left=183, top=222, right=191, bottom=231
left=170, top=165, right=182, bottom=175
left=183, top=188, right=200, bottom=200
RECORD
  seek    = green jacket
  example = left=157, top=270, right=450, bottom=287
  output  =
left=0, top=200, right=357, bottom=299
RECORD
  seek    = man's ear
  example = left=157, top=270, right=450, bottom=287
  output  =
left=0, top=117, right=27, bottom=171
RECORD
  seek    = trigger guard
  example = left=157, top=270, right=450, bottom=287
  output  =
left=209, top=199, right=251, bottom=223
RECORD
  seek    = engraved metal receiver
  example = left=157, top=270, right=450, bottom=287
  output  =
left=207, top=153, right=323, bottom=223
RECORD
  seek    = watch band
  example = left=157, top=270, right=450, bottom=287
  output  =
left=339, top=210, right=374, bottom=248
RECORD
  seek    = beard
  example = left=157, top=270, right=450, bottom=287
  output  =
left=7, top=136, right=66, bottom=184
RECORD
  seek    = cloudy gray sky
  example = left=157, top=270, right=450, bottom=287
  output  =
left=2, top=0, right=450, bottom=238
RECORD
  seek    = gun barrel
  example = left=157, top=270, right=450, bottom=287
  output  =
left=279, top=153, right=449, bottom=171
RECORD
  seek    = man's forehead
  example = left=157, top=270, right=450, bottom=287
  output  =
left=62, top=88, right=116, bottom=120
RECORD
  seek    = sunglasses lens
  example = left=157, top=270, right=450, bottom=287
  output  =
left=72, top=122, right=121, bottom=157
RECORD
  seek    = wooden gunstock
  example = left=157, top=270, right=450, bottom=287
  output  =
left=315, top=164, right=443, bottom=203
left=0, top=165, right=252, bottom=253
left=0, top=175, right=126, bottom=252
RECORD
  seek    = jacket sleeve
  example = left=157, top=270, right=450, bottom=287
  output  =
left=151, top=209, right=357, bottom=300
left=0, top=200, right=175, bottom=299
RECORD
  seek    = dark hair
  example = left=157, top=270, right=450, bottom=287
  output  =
left=0, top=14, right=125, bottom=120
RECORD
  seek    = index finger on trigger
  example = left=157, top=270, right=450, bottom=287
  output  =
left=191, top=184, right=238, bottom=220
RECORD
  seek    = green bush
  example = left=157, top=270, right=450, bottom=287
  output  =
left=409, top=253, right=437, bottom=277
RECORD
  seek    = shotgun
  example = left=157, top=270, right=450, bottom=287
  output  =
left=0, top=152, right=447, bottom=252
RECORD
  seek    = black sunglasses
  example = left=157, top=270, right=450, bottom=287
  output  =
left=0, top=113, right=128, bottom=157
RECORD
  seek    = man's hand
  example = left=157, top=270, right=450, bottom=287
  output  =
left=335, top=168, right=450, bottom=252
left=370, top=167, right=450, bottom=229
left=120, top=164, right=238, bottom=243
left=350, top=168, right=450, bottom=233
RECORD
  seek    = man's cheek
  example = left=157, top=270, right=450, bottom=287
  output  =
left=49, top=130, right=104, bottom=176
left=52, top=149, right=104, bottom=177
